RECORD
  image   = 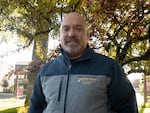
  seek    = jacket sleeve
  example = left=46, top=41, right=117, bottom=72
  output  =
left=28, top=71, right=47, bottom=113
left=107, top=62, right=138, bottom=113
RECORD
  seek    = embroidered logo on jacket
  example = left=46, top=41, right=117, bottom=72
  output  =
left=77, top=77, right=96, bottom=84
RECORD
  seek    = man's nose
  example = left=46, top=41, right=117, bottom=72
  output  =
left=68, top=28, right=76, bottom=36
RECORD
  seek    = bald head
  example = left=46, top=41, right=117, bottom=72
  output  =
left=59, top=12, right=89, bottom=60
left=60, top=12, right=87, bottom=30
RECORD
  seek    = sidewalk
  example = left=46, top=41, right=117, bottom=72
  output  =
left=136, top=92, right=150, bottom=113
left=0, top=93, right=149, bottom=112
left=143, top=108, right=150, bottom=113
left=0, top=93, right=25, bottom=110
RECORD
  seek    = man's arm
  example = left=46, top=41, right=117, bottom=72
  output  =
left=107, top=62, right=138, bottom=113
left=28, top=73, right=46, bottom=113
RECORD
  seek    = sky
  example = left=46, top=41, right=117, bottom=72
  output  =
left=0, top=36, right=59, bottom=63
left=0, top=38, right=33, bottom=67
left=0, top=34, right=143, bottom=81
left=0, top=37, right=33, bottom=78
left=0, top=35, right=59, bottom=78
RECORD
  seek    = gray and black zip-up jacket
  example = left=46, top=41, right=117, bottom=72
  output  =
left=28, top=46, right=138, bottom=113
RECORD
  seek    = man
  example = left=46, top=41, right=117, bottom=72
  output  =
left=28, top=12, right=138, bottom=113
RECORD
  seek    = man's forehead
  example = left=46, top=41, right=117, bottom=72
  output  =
left=61, top=12, right=86, bottom=26
left=61, top=23, right=83, bottom=28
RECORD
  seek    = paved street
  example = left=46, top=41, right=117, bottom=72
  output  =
left=0, top=93, right=25, bottom=110
left=136, top=92, right=144, bottom=106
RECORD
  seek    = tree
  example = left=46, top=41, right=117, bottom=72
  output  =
left=1, top=0, right=150, bottom=73
left=74, top=0, right=150, bottom=75
left=0, top=0, right=150, bottom=107
left=25, top=59, right=44, bottom=105
left=1, top=78, right=9, bottom=88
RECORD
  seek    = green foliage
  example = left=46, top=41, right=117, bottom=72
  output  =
left=0, top=0, right=150, bottom=110
left=76, top=0, right=150, bottom=74
left=0, top=0, right=150, bottom=74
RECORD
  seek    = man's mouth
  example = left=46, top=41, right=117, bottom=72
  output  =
left=67, top=40, right=78, bottom=46
left=66, top=38, right=79, bottom=46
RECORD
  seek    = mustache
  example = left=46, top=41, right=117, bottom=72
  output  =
left=65, top=36, right=79, bottom=43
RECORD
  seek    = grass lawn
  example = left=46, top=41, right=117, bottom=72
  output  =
left=139, top=107, right=144, bottom=113
left=0, top=105, right=149, bottom=113
left=0, top=108, right=17, bottom=113
left=0, top=106, right=28, bottom=113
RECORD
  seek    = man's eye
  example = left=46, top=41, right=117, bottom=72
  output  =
left=63, top=28, right=69, bottom=32
left=76, top=27, right=82, bottom=31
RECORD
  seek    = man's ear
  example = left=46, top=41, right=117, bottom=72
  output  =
left=58, top=32, right=60, bottom=41
left=87, top=30, right=90, bottom=41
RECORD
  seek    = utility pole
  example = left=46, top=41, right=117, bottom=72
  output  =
left=143, top=74, right=147, bottom=105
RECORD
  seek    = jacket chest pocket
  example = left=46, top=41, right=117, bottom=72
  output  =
left=41, top=76, right=63, bottom=103
left=75, top=75, right=110, bottom=96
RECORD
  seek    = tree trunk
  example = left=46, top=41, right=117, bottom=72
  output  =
left=25, top=71, right=38, bottom=105
left=25, top=35, right=48, bottom=106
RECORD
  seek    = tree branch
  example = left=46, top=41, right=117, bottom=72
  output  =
left=123, top=47, right=150, bottom=65
left=127, top=68, right=150, bottom=75
left=119, top=40, right=132, bottom=62
left=35, top=28, right=52, bottom=36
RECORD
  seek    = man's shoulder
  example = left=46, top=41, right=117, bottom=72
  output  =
left=45, top=56, right=62, bottom=67
left=38, top=56, right=63, bottom=75
left=93, top=52, right=115, bottom=63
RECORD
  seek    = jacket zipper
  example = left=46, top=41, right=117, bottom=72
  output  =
left=57, top=77, right=63, bottom=102
left=64, top=64, right=72, bottom=113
